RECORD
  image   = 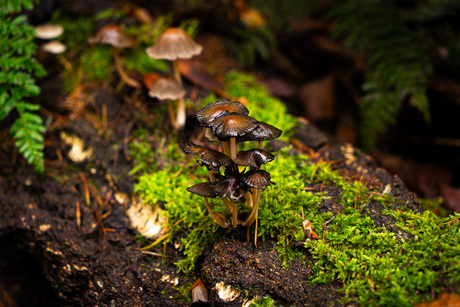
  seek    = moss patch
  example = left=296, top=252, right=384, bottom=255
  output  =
left=132, top=71, right=460, bottom=305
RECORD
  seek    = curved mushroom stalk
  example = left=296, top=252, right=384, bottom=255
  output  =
left=112, top=47, right=141, bottom=88
left=171, top=60, right=186, bottom=129
left=241, top=189, right=260, bottom=227
left=166, top=100, right=178, bottom=129
left=241, top=170, right=274, bottom=227
left=175, top=97, right=186, bottom=130
left=204, top=198, right=229, bottom=228
left=232, top=201, right=238, bottom=228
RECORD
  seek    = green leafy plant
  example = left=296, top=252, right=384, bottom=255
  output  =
left=327, top=0, right=438, bottom=148
left=1, top=0, right=47, bottom=172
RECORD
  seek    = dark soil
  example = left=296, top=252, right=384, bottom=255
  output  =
left=0, top=114, right=420, bottom=306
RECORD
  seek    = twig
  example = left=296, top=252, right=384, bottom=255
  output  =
left=76, top=201, right=81, bottom=231
left=322, top=212, right=338, bottom=244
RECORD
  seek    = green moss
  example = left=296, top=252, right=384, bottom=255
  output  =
left=51, top=12, right=95, bottom=51
left=305, top=208, right=460, bottom=306
left=251, top=295, right=282, bottom=307
left=124, top=48, right=168, bottom=74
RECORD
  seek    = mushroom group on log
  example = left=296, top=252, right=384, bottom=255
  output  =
left=180, top=99, right=281, bottom=233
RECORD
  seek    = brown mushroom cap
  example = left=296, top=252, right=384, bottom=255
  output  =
left=210, top=112, right=259, bottom=141
left=179, top=140, right=233, bottom=171
left=210, top=175, right=247, bottom=203
left=236, top=121, right=282, bottom=143
left=148, top=76, right=185, bottom=101
left=241, top=170, right=275, bottom=190
left=145, top=27, right=203, bottom=61
left=186, top=182, right=217, bottom=198
left=196, top=99, right=249, bottom=127
left=89, top=24, right=136, bottom=49
left=34, top=23, right=64, bottom=39
left=233, top=148, right=275, bottom=168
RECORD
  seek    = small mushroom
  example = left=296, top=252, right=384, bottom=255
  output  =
left=241, top=170, right=274, bottom=191
left=196, top=99, right=249, bottom=127
left=210, top=175, right=247, bottom=204
left=187, top=182, right=229, bottom=228
left=237, top=121, right=282, bottom=148
left=241, top=170, right=275, bottom=227
left=180, top=140, right=236, bottom=214
left=186, top=182, right=217, bottom=198
left=42, top=40, right=67, bottom=54
left=179, top=140, right=233, bottom=172
left=233, top=148, right=274, bottom=169
left=146, top=27, right=203, bottom=129
left=34, top=23, right=64, bottom=40
left=209, top=175, right=247, bottom=227
left=210, top=112, right=259, bottom=160
left=149, top=76, right=186, bottom=129
left=191, top=279, right=209, bottom=303
left=89, top=24, right=140, bottom=88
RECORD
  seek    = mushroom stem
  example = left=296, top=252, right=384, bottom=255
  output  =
left=171, top=60, right=186, bottom=130
left=197, top=127, right=207, bottom=141
left=229, top=137, right=237, bottom=160
left=222, top=141, right=230, bottom=158
left=172, top=60, right=182, bottom=85
left=166, top=100, right=178, bottom=129
left=242, top=189, right=261, bottom=227
left=254, top=210, right=259, bottom=247
left=232, top=201, right=238, bottom=228
left=176, top=97, right=186, bottom=129
left=112, top=47, right=140, bottom=88
left=245, top=191, right=253, bottom=208
left=204, top=198, right=229, bottom=228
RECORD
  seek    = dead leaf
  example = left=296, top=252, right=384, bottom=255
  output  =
left=261, top=78, right=295, bottom=98
left=298, top=75, right=335, bottom=120
left=414, top=292, right=460, bottom=307
left=143, top=73, right=160, bottom=90
left=440, top=182, right=460, bottom=213
left=178, top=59, right=225, bottom=91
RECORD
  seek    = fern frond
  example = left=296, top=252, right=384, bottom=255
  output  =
left=329, top=0, right=432, bottom=148
left=1, top=0, right=47, bottom=172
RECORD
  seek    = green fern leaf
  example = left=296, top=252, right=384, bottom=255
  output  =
left=1, top=0, right=46, bottom=172
left=329, top=0, right=433, bottom=148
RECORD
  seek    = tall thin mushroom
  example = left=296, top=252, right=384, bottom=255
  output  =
left=149, top=76, right=186, bottom=129
left=146, top=27, right=203, bottom=129
left=89, top=24, right=140, bottom=88
left=241, top=170, right=275, bottom=227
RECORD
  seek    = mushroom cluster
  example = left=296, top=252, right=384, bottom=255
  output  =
left=179, top=99, right=281, bottom=232
left=146, top=27, right=203, bottom=130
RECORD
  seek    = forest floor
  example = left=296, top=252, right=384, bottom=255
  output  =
left=1, top=1, right=460, bottom=306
